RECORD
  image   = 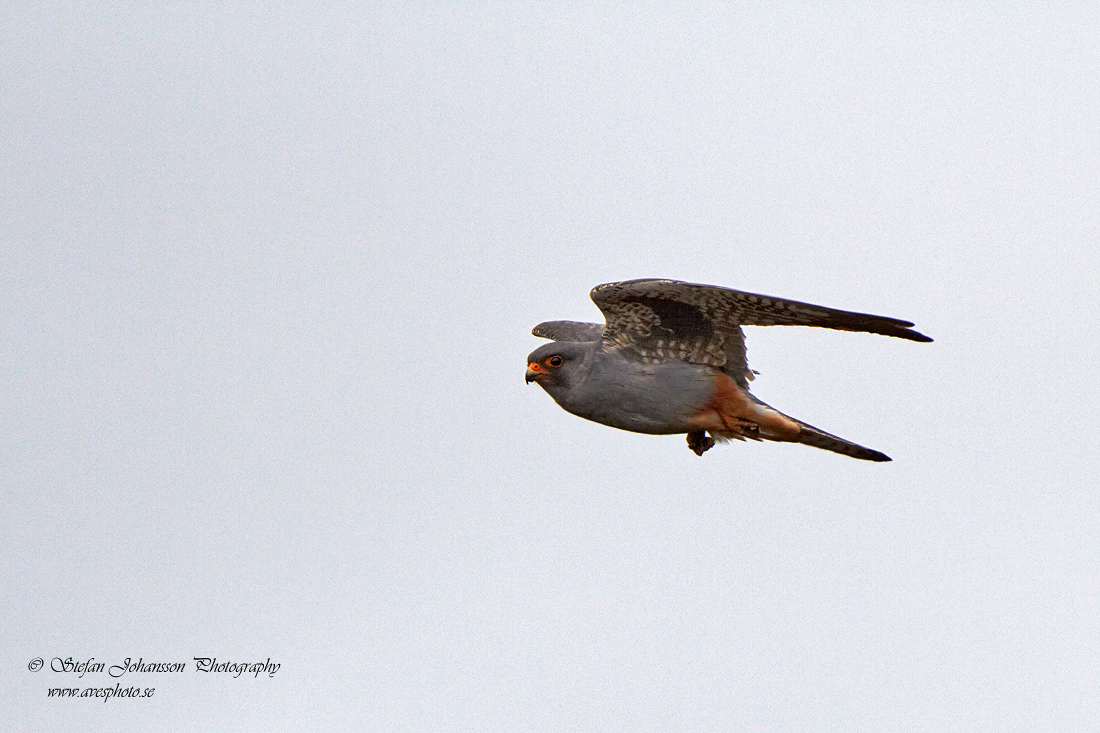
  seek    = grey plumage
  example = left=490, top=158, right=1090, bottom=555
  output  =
left=526, top=340, right=717, bottom=435
left=527, top=279, right=931, bottom=461
left=530, top=320, right=604, bottom=343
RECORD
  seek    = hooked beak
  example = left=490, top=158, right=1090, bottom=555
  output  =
left=525, top=362, right=541, bottom=384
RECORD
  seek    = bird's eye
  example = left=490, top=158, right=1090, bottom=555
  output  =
left=548, top=355, right=563, bottom=368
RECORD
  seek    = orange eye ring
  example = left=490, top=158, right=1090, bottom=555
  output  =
left=548, top=356, right=563, bottom=367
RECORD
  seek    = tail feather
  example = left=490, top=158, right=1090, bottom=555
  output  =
left=741, top=395, right=892, bottom=461
left=706, top=413, right=890, bottom=461
left=790, top=419, right=891, bottom=462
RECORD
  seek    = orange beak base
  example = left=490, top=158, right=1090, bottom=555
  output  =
left=525, top=362, right=542, bottom=383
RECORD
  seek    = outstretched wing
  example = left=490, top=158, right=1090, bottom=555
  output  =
left=589, top=279, right=751, bottom=385
left=531, top=320, right=604, bottom=342
left=590, top=279, right=931, bottom=385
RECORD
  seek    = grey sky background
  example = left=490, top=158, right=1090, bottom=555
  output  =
left=3, top=4, right=1099, bottom=730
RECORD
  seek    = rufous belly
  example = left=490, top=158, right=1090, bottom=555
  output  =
left=688, top=371, right=802, bottom=441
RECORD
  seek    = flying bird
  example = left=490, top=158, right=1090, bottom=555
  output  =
left=525, top=279, right=931, bottom=461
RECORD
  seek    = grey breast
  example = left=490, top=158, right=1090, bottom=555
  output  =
left=558, top=349, right=716, bottom=435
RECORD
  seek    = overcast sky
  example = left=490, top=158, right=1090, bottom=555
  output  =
left=3, top=4, right=1099, bottom=730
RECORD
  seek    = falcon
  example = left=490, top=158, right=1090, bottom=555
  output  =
left=525, top=279, right=932, bottom=461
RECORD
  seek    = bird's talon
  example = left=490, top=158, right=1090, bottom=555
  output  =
left=687, top=431, right=715, bottom=456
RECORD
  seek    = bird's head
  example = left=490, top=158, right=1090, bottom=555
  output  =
left=525, top=341, right=592, bottom=391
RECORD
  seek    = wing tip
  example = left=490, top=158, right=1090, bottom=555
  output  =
left=895, top=328, right=933, bottom=343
